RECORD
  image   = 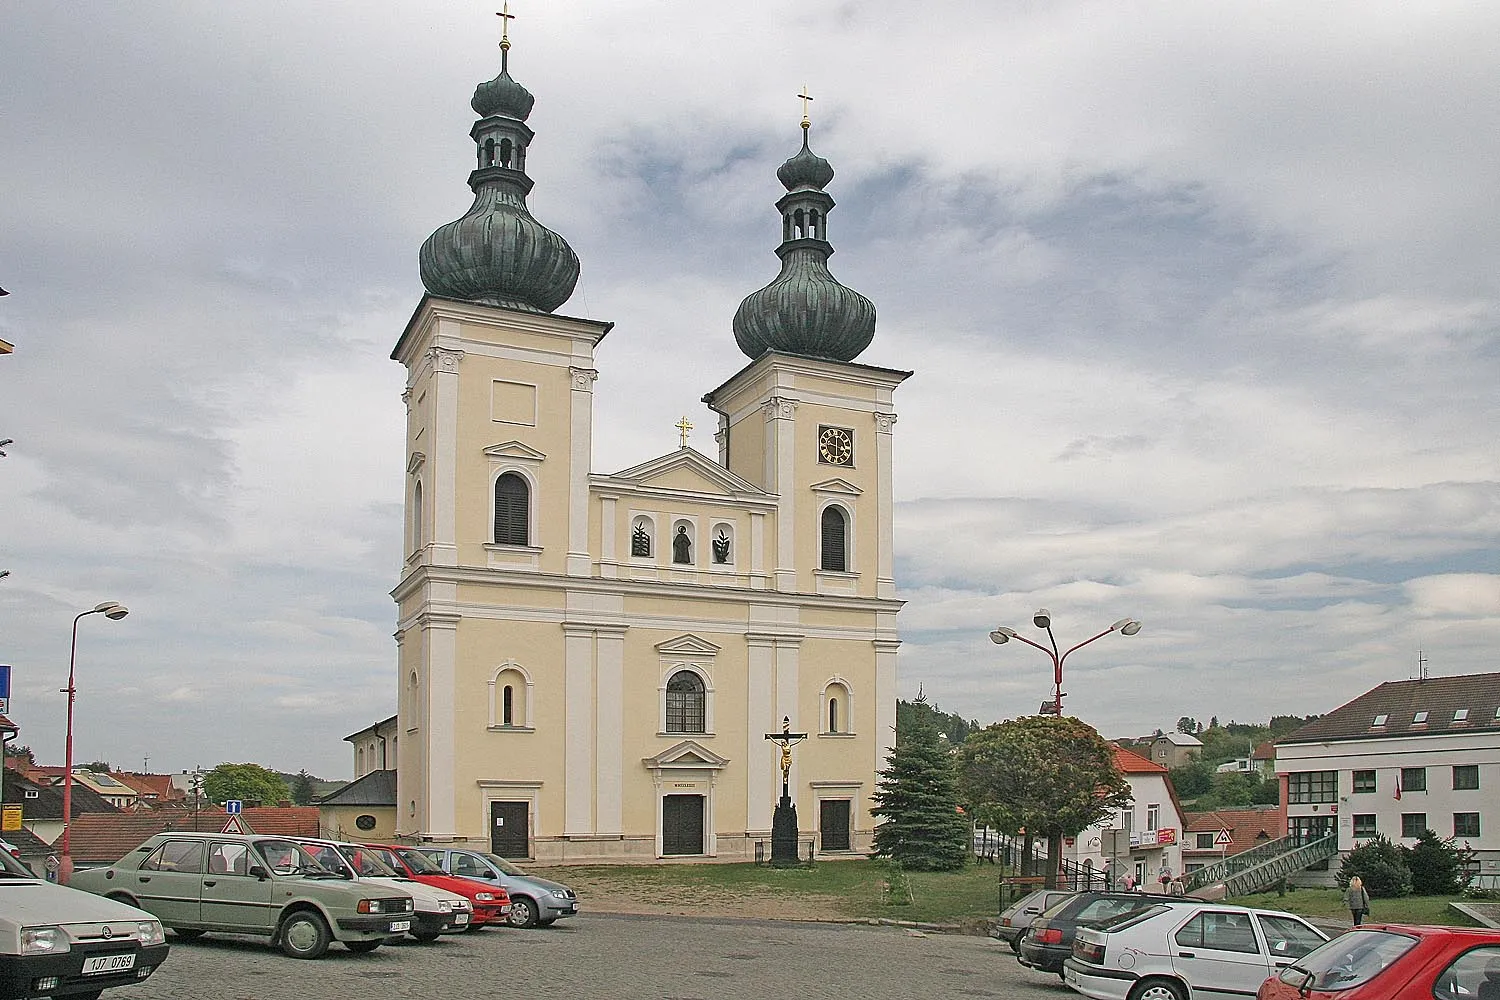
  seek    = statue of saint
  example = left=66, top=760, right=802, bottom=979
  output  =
left=711, top=529, right=731, bottom=564
left=672, top=525, right=691, bottom=564
left=631, top=523, right=651, bottom=557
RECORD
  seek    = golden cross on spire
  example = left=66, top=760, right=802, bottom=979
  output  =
left=798, top=85, right=814, bottom=129
left=497, top=3, right=515, bottom=50
left=675, top=415, right=694, bottom=449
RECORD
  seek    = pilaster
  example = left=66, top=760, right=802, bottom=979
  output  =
left=765, top=396, right=799, bottom=592
left=420, top=611, right=461, bottom=839
left=567, top=367, right=598, bottom=576
left=563, top=625, right=596, bottom=836
left=426, top=344, right=463, bottom=567
left=874, top=411, right=898, bottom=600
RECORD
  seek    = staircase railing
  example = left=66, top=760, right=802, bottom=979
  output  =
left=1185, top=834, right=1339, bottom=896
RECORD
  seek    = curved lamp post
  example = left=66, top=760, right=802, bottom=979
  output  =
left=60, top=601, right=128, bottom=883
left=989, top=610, right=1141, bottom=717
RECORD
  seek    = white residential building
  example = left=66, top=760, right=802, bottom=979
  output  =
left=1064, top=747, right=1187, bottom=887
left=1275, top=672, right=1500, bottom=885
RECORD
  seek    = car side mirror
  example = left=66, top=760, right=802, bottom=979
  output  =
left=248, top=865, right=269, bottom=881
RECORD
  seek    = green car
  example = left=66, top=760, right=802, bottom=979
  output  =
left=70, top=833, right=414, bottom=960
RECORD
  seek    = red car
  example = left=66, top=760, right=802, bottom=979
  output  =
left=361, top=844, right=511, bottom=928
left=1256, top=924, right=1500, bottom=1000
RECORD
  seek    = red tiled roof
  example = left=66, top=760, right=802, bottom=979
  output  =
left=1113, top=746, right=1169, bottom=774
left=67, top=807, right=323, bottom=864
left=113, top=772, right=182, bottom=802
left=1183, top=807, right=1285, bottom=855
left=1251, top=741, right=1276, bottom=761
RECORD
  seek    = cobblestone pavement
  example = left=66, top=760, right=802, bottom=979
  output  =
left=122, top=915, right=1075, bottom=1000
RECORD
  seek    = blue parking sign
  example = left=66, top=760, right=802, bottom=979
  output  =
left=225, top=800, right=243, bottom=815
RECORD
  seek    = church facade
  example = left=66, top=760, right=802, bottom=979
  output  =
left=390, top=33, right=908, bottom=862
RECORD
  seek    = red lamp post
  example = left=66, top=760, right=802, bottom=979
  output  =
left=989, top=609, right=1141, bottom=717
left=59, top=601, right=128, bottom=883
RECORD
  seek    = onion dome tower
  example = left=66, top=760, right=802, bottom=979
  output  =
left=419, top=14, right=579, bottom=313
left=732, top=100, right=875, bottom=362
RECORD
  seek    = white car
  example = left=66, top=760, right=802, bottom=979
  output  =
left=1062, top=900, right=1328, bottom=1000
left=290, top=839, right=473, bottom=942
left=0, top=848, right=169, bottom=999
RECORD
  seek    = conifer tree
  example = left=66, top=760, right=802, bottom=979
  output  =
left=869, top=696, right=969, bottom=871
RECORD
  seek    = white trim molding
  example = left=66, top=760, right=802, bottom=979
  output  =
left=487, top=660, right=536, bottom=730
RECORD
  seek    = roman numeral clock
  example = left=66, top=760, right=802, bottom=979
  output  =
left=817, top=425, right=853, bottom=466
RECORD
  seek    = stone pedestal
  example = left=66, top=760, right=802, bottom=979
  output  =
left=770, top=792, right=800, bottom=867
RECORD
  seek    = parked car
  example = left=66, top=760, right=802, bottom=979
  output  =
left=0, top=847, right=169, bottom=1000
left=1018, top=891, right=1181, bottom=976
left=995, top=889, right=1074, bottom=955
left=359, top=844, right=510, bottom=928
left=1256, top=924, right=1500, bottom=1000
left=1064, top=900, right=1328, bottom=1000
left=411, top=848, right=578, bottom=928
left=287, top=839, right=472, bottom=942
left=69, top=832, right=414, bottom=959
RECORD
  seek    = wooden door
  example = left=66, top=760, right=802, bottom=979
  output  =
left=661, top=794, right=704, bottom=855
left=820, top=799, right=851, bottom=851
left=490, top=800, right=530, bottom=858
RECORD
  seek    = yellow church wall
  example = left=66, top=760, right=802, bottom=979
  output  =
left=723, top=407, right=767, bottom=489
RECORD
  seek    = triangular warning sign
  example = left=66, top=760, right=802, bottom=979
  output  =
left=1215, top=828, right=1233, bottom=846
left=221, top=815, right=249, bottom=834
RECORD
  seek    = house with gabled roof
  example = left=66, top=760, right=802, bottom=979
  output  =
left=1275, top=671, right=1500, bottom=886
left=1061, top=747, right=1188, bottom=887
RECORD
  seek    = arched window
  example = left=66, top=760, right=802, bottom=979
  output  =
left=828, top=697, right=839, bottom=734
left=499, top=137, right=513, bottom=168
left=494, top=473, right=529, bottom=545
left=488, top=662, right=534, bottom=729
left=502, top=685, right=515, bottom=726
left=820, top=505, right=847, bottom=571
left=665, top=671, right=706, bottom=734
left=411, top=480, right=423, bottom=550
left=822, top=679, right=852, bottom=735
left=484, top=137, right=496, bottom=166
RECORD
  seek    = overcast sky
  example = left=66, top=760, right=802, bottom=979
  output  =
left=3, top=2, right=1497, bottom=779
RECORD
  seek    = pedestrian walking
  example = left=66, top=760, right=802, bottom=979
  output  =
left=1157, top=864, right=1173, bottom=892
left=1345, top=876, right=1371, bottom=925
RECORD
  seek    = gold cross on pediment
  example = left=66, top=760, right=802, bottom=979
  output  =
left=675, top=415, right=694, bottom=449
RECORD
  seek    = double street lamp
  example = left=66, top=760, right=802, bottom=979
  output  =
left=989, top=609, right=1141, bottom=717
left=60, top=601, right=129, bottom=883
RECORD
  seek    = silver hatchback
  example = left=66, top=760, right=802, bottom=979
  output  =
left=412, top=848, right=578, bottom=929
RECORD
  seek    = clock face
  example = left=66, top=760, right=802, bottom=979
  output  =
left=818, top=426, right=854, bottom=466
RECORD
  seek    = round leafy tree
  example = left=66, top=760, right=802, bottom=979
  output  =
left=1338, top=834, right=1412, bottom=898
left=202, top=762, right=291, bottom=807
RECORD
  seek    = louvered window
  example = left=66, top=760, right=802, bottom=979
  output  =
left=665, top=671, right=706, bottom=734
left=493, top=473, right=529, bottom=546
left=820, top=506, right=847, bottom=571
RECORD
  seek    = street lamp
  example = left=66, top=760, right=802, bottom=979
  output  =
left=59, top=601, right=128, bottom=883
left=989, top=611, right=1141, bottom=717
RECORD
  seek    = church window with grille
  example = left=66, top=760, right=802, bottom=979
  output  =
left=665, top=671, right=706, bottom=734
left=820, top=505, right=848, bottom=571
left=494, top=472, right=529, bottom=545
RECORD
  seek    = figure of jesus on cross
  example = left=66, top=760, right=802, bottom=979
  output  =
left=764, top=716, right=807, bottom=798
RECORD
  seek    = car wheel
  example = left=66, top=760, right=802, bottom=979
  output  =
left=172, top=928, right=207, bottom=940
left=411, top=929, right=442, bottom=943
left=278, top=911, right=332, bottom=960
left=344, top=940, right=381, bottom=953
left=1008, top=937, right=1022, bottom=956
left=1129, top=978, right=1187, bottom=1000
left=507, top=896, right=538, bottom=928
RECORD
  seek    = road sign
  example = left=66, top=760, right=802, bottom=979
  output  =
left=1, top=804, right=21, bottom=832
left=0, top=663, right=10, bottom=715
left=1215, top=828, right=1233, bottom=846
left=221, top=815, right=247, bottom=835
left=44, top=854, right=59, bottom=872
left=224, top=800, right=243, bottom=815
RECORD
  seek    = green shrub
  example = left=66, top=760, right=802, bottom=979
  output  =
left=1338, top=835, right=1412, bottom=898
left=1402, top=830, right=1472, bottom=895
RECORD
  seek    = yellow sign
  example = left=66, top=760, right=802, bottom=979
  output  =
left=2, top=804, right=22, bottom=832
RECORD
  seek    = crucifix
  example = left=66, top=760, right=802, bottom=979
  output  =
left=496, top=3, right=515, bottom=49
left=675, top=415, right=693, bottom=448
left=797, top=85, right=814, bottom=129
left=764, top=716, right=808, bottom=798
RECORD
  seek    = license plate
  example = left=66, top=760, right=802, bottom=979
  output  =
left=1064, top=967, right=1078, bottom=987
left=82, top=954, right=136, bottom=976
left=499, top=904, right=510, bottom=914
left=455, top=913, right=469, bottom=925
left=388, top=920, right=411, bottom=933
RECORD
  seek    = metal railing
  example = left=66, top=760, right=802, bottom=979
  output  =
left=1184, top=834, right=1339, bottom=896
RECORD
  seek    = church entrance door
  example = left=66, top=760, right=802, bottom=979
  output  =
left=490, top=801, right=530, bottom=858
left=661, top=794, right=704, bottom=855
left=820, top=799, right=851, bottom=851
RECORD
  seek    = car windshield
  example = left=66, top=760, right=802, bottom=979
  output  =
left=481, top=853, right=525, bottom=875
left=1279, top=929, right=1418, bottom=991
left=331, top=844, right=400, bottom=878
left=255, top=839, right=340, bottom=877
left=391, top=848, right=445, bottom=875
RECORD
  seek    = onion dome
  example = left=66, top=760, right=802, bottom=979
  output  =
left=733, top=125, right=875, bottom=362
left=419, top=41, right=578, bottom=313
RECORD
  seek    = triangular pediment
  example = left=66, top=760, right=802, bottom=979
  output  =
left=656, top=634, right=722, bottom=657
left=642, top=739, right=730, bottom=770
left=407, top=451, right=427, bottom=475
left=606, top=447, right=769, bottom=499
left=809, top=477, right=863, bottom=496
left=483, top=440, right=547, bottom=462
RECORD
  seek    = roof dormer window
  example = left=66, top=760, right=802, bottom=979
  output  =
left=1372, top=714, right=1388, bottom=727
left=1453, top=709, right=1469, bottom=722
left=1412, top=711, right=1428, bottom=724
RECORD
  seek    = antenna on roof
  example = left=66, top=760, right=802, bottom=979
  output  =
left=1414, top=650, right=1428, bottom=682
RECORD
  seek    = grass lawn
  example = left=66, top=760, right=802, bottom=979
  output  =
left=552, top=859, right=1007, bottom=925
left=1227, top=887, right=1479, bottom=927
